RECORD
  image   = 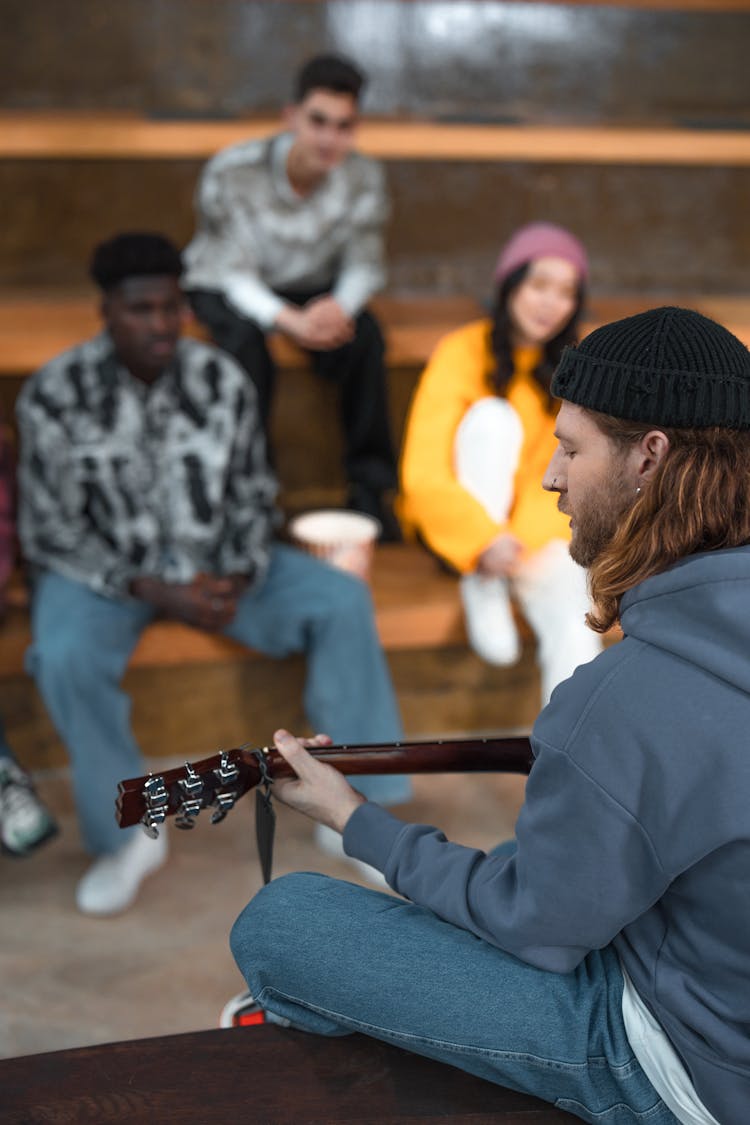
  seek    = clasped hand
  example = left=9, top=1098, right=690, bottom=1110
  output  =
left=277, top=296, right=354, bottom=351
left=130, top=572, right=248, bottom=631
left=477, top=532, right=524, bottom=577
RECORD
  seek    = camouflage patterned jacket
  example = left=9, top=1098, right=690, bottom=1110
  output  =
left=16, top=333, right=278, bottom=598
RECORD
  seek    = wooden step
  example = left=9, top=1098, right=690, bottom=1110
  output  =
left=0, top=290, right=748, bottom=378
left=0, top=292, right=485, bottom=376
left=1, top=112, right=748, bottom=166
left=0, top=545, right=466, bottom=680
left=0, top=1024, right=579, bottom=1123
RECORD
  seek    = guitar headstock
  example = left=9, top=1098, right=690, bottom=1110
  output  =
left=116, top=747, right=266, bottom=836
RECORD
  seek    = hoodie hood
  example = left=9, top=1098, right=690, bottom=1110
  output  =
left=620, top=545, right=750, bottom=697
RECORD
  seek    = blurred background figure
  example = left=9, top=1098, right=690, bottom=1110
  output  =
left=398, top=222, right=602, bottom=705
left=16, top=232, right=407, bottom=916
left=185, top=53, right=400, bottom=539
left=0, top=426, right=57, bottom=859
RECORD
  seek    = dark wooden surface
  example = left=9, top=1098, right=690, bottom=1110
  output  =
left=0, top=1024, right=579, bottom=1123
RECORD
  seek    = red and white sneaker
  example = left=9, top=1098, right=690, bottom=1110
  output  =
left=219, top=990, right=267, bottom=1028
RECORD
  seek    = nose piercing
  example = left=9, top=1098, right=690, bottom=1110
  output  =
left=552, top=477, right=558, bottom=487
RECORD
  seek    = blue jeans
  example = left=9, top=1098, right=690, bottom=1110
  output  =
left=230, top=851, right=679, bottom=1124
left=27, top=545, right=409, bottom=854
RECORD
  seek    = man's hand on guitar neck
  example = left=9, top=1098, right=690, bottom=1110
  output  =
left=272, top=729, right=366, bottom=833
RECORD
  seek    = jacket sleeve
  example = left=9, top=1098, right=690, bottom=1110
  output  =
left=16, top=378, right=134, bottom=597
left=398, top=329, right=509, bottom=572
left=215, top=377, right=278, bottom=578
left=343, top=736, right=670, bottom=973
left=332, top=160, right=389, bottom=316
left=191, top=159, right=284, bottom=330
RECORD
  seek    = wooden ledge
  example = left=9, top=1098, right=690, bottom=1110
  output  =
left=0, top=291, right=486, bottom=376
left=0, top=291, right=748, bottom=378
left=1, top=112, right=748, bottom=166
left=0, top=545, right=466, bottom=679
left=0, top=1023, right=578, bottom=1123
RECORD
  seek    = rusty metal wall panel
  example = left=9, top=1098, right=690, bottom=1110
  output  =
left=385, top=161, right=750, bottom=295
left=4, top=1, right=749, bottom=126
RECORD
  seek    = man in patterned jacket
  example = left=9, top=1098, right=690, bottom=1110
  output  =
left=17, top=232, right=409, bottom=917
left=184, top=54, right=400, bottom=538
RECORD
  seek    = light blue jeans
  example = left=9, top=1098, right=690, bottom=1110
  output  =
left=27, top=545, right=410, bottom=854
left=230, top=846, right=680, bottom=1125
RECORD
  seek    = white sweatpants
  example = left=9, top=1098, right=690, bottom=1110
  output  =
left=454, top=397, right=602, bottom=705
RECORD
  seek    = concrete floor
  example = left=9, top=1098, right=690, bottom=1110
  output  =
left=1, top=760, right=527, bottom=1061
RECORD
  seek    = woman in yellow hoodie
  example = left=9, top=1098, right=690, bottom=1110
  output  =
left=399, top=222, right=601, bottom=704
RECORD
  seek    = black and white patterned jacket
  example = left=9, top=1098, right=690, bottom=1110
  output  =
left=183, top=132, right=388, bottom=330
left=17, top=332, right=278, bottom=598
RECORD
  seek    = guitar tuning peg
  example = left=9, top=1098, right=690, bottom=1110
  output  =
left=175, top=762, right=204, bottom=830
left=210, top=789, right=237, bottom=824
left=209, top=752, right=240, bottom=824
left=213, top=751, right=240, bottom=786
left=141, top=774, right=169, bottom=838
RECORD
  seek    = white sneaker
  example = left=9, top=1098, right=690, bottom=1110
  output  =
left=219, top=989, right=266, bottom=1028
left=76, top=829, right=168, bottom=916
left=0, top=757, right=58, bottom=858
left=313, top=823, right=388, bottom=889
left=219, top=989, right=291, bottom=1029
left=460, top=572, right=521, bottom=666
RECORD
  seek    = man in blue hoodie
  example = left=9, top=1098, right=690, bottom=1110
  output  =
left=227, top=308, right=749, bottom=1124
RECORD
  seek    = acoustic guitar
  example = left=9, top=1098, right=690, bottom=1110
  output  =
left=116, top=735, right=534, bottom=881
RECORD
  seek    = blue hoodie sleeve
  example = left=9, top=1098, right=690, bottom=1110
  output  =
left=343, top=738, right=671, bottom=973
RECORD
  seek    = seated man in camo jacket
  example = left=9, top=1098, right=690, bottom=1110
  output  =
left=16, top=232, right=409, bottom=918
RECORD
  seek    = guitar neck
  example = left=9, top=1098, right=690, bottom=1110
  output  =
left=116, top=735, right=534, bottom=831
left=272, top=736, right=534, bottom=778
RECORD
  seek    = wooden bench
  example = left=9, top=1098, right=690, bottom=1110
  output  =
left=0, top=291, right=486, bottom=377
left=0, top=543, right=467, bottom=680
left=0, top=290, right=748, bottom=380
left=0, top=1024, right=579, bottom=1123
left=1, top=111, right=749, bottom=166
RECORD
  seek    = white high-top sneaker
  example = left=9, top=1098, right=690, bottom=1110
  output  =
left=459, top=572, right=521, bottom=666
left=76, top=829, right=168, bottom=916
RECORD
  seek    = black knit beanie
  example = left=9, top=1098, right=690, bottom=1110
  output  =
left=551, top=306, right=750, bottom=429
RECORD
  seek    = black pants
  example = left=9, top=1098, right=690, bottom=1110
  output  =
left=189, top=289, right=398, bottom=496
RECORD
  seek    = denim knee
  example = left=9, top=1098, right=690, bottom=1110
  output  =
left=27, top=629, right=101, bottom=692
left=326, top=570, right=373, bottom=626
left=230, top=872, right=329, bottom=976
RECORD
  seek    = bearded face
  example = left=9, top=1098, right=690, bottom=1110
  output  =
left=565, top=468, right=637, bottom=568
left=543, top=402, right=647, bottom=569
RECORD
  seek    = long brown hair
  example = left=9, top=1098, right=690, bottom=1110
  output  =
left=587, top=414, right=750, bottom=632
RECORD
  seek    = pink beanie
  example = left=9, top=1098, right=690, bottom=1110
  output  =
left=493, top=222, right=588, bottom=286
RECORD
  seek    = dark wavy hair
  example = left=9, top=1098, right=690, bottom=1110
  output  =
left=489, top=263, right=584, bottom=404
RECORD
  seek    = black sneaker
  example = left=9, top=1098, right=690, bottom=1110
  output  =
left=0, top=758, right=58, bottom=858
